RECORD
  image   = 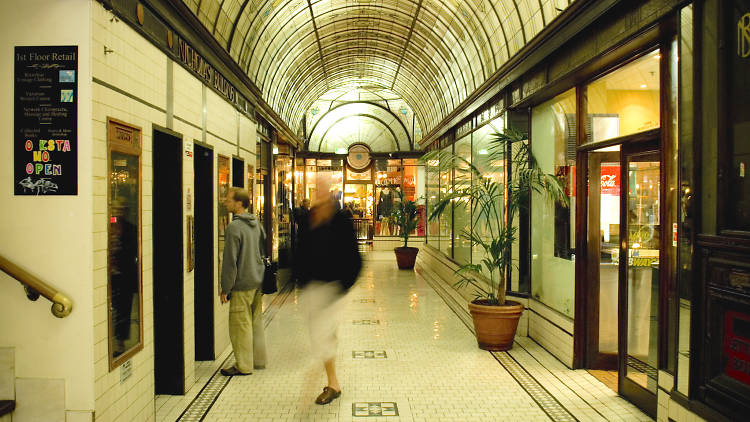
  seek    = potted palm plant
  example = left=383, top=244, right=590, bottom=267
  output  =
left=423, top=128, right=567, bottom=350
left=391, top=188, right=421, bottom=269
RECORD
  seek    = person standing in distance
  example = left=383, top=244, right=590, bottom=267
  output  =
left=220, top=187, right=267, bottom=376
left=294, top=186, right=362, bottom=405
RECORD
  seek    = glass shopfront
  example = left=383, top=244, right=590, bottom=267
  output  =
left=439, top=144, right=453, bottom=257
left=217, top=155, right=230, bottom=273
left=577, top=48, right=663, bottom=416
left=273, top=148, right=293, bottom=266
left=531, top=88, right=577, bottom=318
left=453, top=135, right=472, bottom=264
left=426, top=153, right=440, bottom=247
left=295, top=156, right=425, bottom=241
left=472, top=118, right=505, bottom=276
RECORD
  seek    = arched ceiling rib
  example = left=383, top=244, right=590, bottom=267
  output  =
left=183, top=0, right=574, bottom=138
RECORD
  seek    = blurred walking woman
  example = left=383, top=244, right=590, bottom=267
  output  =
left=293, top=189, right=362, bottom=405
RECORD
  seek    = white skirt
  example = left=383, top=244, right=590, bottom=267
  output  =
left=302, top=280, right=348, bottom=361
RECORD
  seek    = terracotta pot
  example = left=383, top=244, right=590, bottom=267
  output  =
left=467, top=300, right=524, bottom=351
left=394, top=246, right=419, bottom=269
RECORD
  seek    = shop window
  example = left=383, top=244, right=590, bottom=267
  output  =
left=426, top=156, right=440, bottom=247
left=531, top=89, right=576, bottom=317
left=274, top=153, right=293, bottom=266
left=439, top=144, right=454, bottom=257
left=586, top=50, right=661, bottom=144
left=403, top=163, right=426, bottom=237
left=676, top=3, right=694, bottom=396
left=247, top=164, right=254, bottom=210
left=106, top=118, right=143, bottom=370
left=726, top=3, right=750, bottom=231
left=471, top=117, right=505, bottom=276
left=217, top=155, right=230, bottom=271
left=453, top=135, right=472, bottom=264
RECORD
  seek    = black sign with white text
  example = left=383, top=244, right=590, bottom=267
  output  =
left=14, top=46, right=78, bottom=195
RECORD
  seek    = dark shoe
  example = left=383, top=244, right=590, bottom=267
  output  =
left=220, top=366, right=250, bottom=376
left=315, top=386, right=341, bottom=405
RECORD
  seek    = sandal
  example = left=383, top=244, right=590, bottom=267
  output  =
left=315, top=386, right=341, bottom=405
left=220, top=366, right=251, bottom=376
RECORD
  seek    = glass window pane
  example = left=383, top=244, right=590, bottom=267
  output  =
left=586, top=50, right=661, bottom=144
left=426, top=157, right=440, bottom=247
left=472, top=117, right=505, bottom=276
left=676, top=3, right=694, bottom=395
left=453, top=135, right=472, bottom=264
left=531, top=88, right=576, bottom=318
left=108, top=150, right=141, bottom=364
left=217, top=155, right=230, bottom=270
left=728, top=3, right=750, bottom=230
left=440, top=145, right=453, bottom=257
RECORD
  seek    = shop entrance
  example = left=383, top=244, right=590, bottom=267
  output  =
left=193, top=143, right=214, bottom=361
left=344, top=164, right=374, bottom=242
left=584, top=142, right=660, bottom=416
left=152, top=127, right=185, bottom=394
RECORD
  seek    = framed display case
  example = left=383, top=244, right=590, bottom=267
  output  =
left=106, top=117, right=143, bottom=370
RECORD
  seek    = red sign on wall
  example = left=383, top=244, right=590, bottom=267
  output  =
left=600, top=165, right=620, bottom=195
left=569, top=164, right=620, bottom=197
left=724, top=311, right=750, bottom=386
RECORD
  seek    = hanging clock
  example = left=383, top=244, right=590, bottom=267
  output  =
left=347, top=144, right=371, bottom=171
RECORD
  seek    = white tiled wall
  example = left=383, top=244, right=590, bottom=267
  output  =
left=90, top=0, right=256, bottom=419
left=183, top=135, right=196, bottom=393
left=92, top=4, right=165, bottom=417
left=205, top=89, right=237, bottom=143
left=527, top=298, right=575, bottom=368
left=172, top=65, right=203, bottom=128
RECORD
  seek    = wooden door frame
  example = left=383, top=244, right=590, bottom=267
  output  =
left=584, top=149, right=621, bottom=370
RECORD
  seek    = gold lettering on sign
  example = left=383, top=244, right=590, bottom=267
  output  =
left=738, top=13, right=750, bottom=58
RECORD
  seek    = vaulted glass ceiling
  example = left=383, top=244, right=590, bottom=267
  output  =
left=306, top=86, right=420, bottom=152
left=182, top=0, right=574, bottom=143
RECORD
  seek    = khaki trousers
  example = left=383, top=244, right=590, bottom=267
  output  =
left=228, top=289, right=266, bottom=373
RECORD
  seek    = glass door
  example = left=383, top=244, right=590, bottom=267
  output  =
left=619, top=147, right=660, bottom=417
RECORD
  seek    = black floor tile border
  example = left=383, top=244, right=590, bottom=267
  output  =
left=491, top=351, right=579, bottom=422
left=175, top=283, right=296, bottom=422
left=418, top=271, right=581, bottom=422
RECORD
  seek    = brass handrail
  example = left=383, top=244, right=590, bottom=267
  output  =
left=0, top=254, right=73, bottom=318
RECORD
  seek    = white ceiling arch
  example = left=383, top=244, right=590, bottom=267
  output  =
left=183, top=0, right=574, bottom=138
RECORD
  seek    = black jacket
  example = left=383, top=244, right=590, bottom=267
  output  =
left=293, top=210, right=362, bottom=290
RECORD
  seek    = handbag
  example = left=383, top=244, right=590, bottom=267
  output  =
left=262, top=257, right=277, bottom=294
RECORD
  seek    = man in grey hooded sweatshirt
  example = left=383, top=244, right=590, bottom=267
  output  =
left=220, top=187, right=267, bottom=376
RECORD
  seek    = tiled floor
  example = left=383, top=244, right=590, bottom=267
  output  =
left=161, top=252, right=653, bottom=422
